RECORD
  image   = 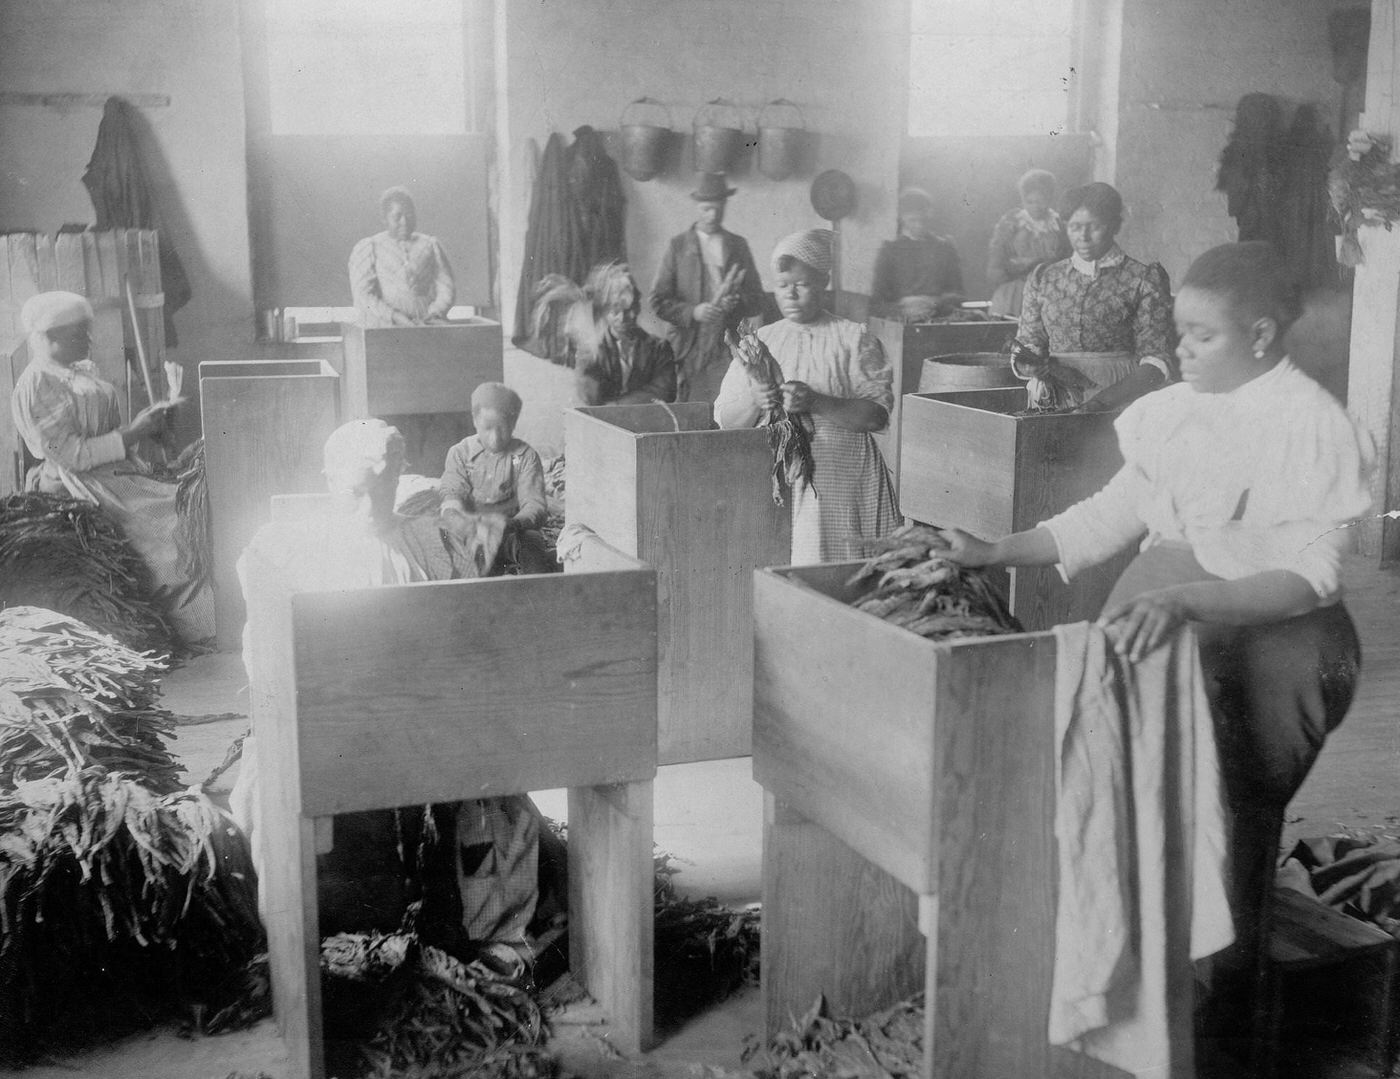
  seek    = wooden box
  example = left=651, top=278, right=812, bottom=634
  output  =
left=898, top=387, right=1130, bottom=629
left=564, top=402, right=791, bottom=764
left=338, top=320, right=503, bottom=417
left=199, top=359, right=342, bottom=649
left=753, top=564, right=1134, bottom=1079
left=247, top=566, right=660, bottom=1079
left=868, top=315, right=1019, bottom=487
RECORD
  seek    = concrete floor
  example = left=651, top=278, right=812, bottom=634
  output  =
left=9, top=556, right=1399, bottom=1077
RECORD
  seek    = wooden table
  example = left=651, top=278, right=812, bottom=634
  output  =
left=199, top=359, right=342, bottom=649
left=868, top=316, right=1018, bottom=488
left=564, top=402, right=791, bottom=764
left=898, top=387, right=1130, bottom=630
left=753, top=563, right=1153, bottom=1079
left=246, top=564, right=660, bottom=1079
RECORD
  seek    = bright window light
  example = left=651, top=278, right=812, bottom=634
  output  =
left=908, top=0, right=1075, bottom=137
left=265, top=0, right=468, bottom=136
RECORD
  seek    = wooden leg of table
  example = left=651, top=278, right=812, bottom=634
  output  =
left=761, top=793, right=925, bottom=1037
left=264, top=814, right=325, bottom=1079
left=567, top=780, right=655, bottom=1053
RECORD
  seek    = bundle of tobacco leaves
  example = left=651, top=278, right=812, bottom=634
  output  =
left=744, top=993, right=925, bottom=1078
left=847, top=524, right=1022, bottom=640
left=727, top=330, right=816, bottom=506
left=0, top=492, right=173, bottom=655
left=172, top=437, right=210, bottom=588
left=0, top=607, right=262, bottom=1064
left=320, top=928, right=552, bottom=1079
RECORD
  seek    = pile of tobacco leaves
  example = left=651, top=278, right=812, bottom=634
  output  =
left=847, top=524, right=1022, bottom=640
left=744, top=993, right=925, bottom=1078
left=0, top=607, right=261, bottom=1065
left=0, top=492, right=173, bottom=655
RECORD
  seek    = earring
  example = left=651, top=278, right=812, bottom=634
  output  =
left=1253, top=348, right=1265, bottom=359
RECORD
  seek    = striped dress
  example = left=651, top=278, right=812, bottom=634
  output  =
left=743, top=313, right=900, bottom=563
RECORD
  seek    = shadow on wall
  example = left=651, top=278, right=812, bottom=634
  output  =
left=118, top=102, right=253, bottom=449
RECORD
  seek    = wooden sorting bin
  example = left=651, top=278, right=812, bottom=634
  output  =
left=898, top=387, right=1130, bottom=630
left=199, top=359, right=341, bottom=649
left=246, top=566, right=660, bottom=1079
left=564, top=402, right=791, bottom=764
left=868, top=315, right=1019, bottom=488
left=753, top=563, right=1157, bottom=1079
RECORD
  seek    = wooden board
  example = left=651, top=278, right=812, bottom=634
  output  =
left=290, top=572, right=658, bottom=815
left=899, top=388, right=1130, bottom=629
left=339, top=320, right=503, bottom=417
left=246, top=569, right=659, bottom=1077
left=753, top=563, right=1099, bottom=1079
left=200, top=359, right=341, bottom=649
left=565, top=403, right=791, bottom=764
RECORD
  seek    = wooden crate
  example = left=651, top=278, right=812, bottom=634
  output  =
left=898, top=387, right=1130, bottom=629
left=246, top=567, right=659, bottom=1079
left=564, top=403, right=791, bottom=764
left=338, top=320, right=503, bottom=416
left=868, top=316, right=1019, bottom=488
left=753, top=564, right=1147, bottom=1079
left=200, top=360, right=342, bottom=649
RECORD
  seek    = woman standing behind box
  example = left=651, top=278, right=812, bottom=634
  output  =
left=716, top=229, right=899, bottom=563
left=987, top=168, right=1071, bottom=318
left=942, top=242, right=1375, bottom=1049
left=1014, top=182, right=1175, bottom=412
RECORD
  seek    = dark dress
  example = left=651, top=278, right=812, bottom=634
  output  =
left=576, top=326, right=677, bottom=405
left=869, top=235, right=963, bottom=315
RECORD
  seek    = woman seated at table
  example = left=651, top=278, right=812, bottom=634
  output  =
left=716, top=229, right=899, bottom=563
left=987, top=168, right=1071, bottom=318
left=869, top=187, right=965, bottom=321
left=348, top=185, right=455, bottom=328
left=941, top=241, right=1375, bottom=1050
left=10, top=290, right=209, bottom=642
left=1014, top=182, right=1174, bottom=412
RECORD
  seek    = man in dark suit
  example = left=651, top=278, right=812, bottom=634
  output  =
left=649, top=173, right=767, bottom=403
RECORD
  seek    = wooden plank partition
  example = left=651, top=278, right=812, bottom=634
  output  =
left=753, top=563, right=1139, bottom=1079
left=246, top=567, right=659, bottom=1079
left=898, top=387, right=1131, bottom=630
left=200, top=360, right=341, bottom=649
left=564, top=402, right=791, bottom=763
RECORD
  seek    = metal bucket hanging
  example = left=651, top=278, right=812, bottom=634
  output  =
left=693, top=98, right=746, bottom=174
left=758, top=99, right=807, bottom=181
left=619, top=97, right=671, bottom=182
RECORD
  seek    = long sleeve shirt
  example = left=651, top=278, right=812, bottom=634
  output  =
left=348, top=230, right=455, bottom=327
left=576, top=326, right=677, bottom=405
left=439, top=435, right=547, bottom=530
left=1040, top=358, right=1375, bottom=602
left=12, top=357, right=126, bottom=487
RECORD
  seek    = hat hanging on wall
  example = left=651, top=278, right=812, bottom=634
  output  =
left=810, top=170, right=858, bottom=294
left=758, top=99, right=807, bottom=181
left=693, top=98, right=747, bottom=174
left=619, top=98, right=672, bottom=181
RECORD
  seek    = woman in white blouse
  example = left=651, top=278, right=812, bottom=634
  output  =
left=939, top=242, right=1375, bottom=1054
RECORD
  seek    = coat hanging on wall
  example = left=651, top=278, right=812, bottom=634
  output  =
left=566, top=125, right=626, bottom=271
left=513, top=132, right=584, bottom=356
left=1277, top=105, right=1339, bottom=291
left=82, top=97, right=192, bottom=345
left=1216, top=93, right=1285, bottom=249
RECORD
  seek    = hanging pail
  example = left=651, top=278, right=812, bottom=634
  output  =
left=917, top=352, right=1022, bottom=392
left=693, top=98, right=746, bottom=173
left=758, top=99, right=807, bottom=181
left=619, top=98, right=671, bottom=181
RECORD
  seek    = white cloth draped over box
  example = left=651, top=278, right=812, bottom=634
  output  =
left=1050, top=620, right=1233, bottom=1079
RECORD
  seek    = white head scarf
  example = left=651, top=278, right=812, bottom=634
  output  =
left=322, top=419, right=406, bottom=478
left=770, top=229, right=834, bottom=276
left=21, top=291, right=93, bottom=336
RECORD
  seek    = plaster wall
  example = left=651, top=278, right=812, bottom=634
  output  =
left=495, top=0, right=910, bottom=337
left=1108, top=0, right=1343, bottom=284
left=0, top=0, right=254, bottom=443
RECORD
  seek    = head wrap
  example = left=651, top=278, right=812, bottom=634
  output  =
left=21, top=291, right=93, bottom=336
left=471, top=381, right=523, bottom=423
left=322, top=419, right=405, bottom=477
left=770, top=229, right=834, bottom=276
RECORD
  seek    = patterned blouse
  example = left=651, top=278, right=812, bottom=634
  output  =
left=1017, top=245, right=1176, bottom=378
left=348, top=231, right=456, bottom=327
left=11, top=357, right=126, bottom=490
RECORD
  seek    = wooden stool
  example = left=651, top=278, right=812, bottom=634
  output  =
left=1257, top=885, right=1399, bottom=1078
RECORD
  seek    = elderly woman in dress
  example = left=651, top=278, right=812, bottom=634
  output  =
left=348, top=186, right=456, bottom=328
left=716, top=229, right=899, bottom=562
left=11, top=290, right=208, bottom=641
left=987, top=168, right=1071, bottom=318
left=1013, top=182, right=1174, bottom=412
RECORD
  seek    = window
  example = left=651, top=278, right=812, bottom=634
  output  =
left=264, top=0, right=470, bottom=136
left=908, top=0, right=1076, bottom=137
